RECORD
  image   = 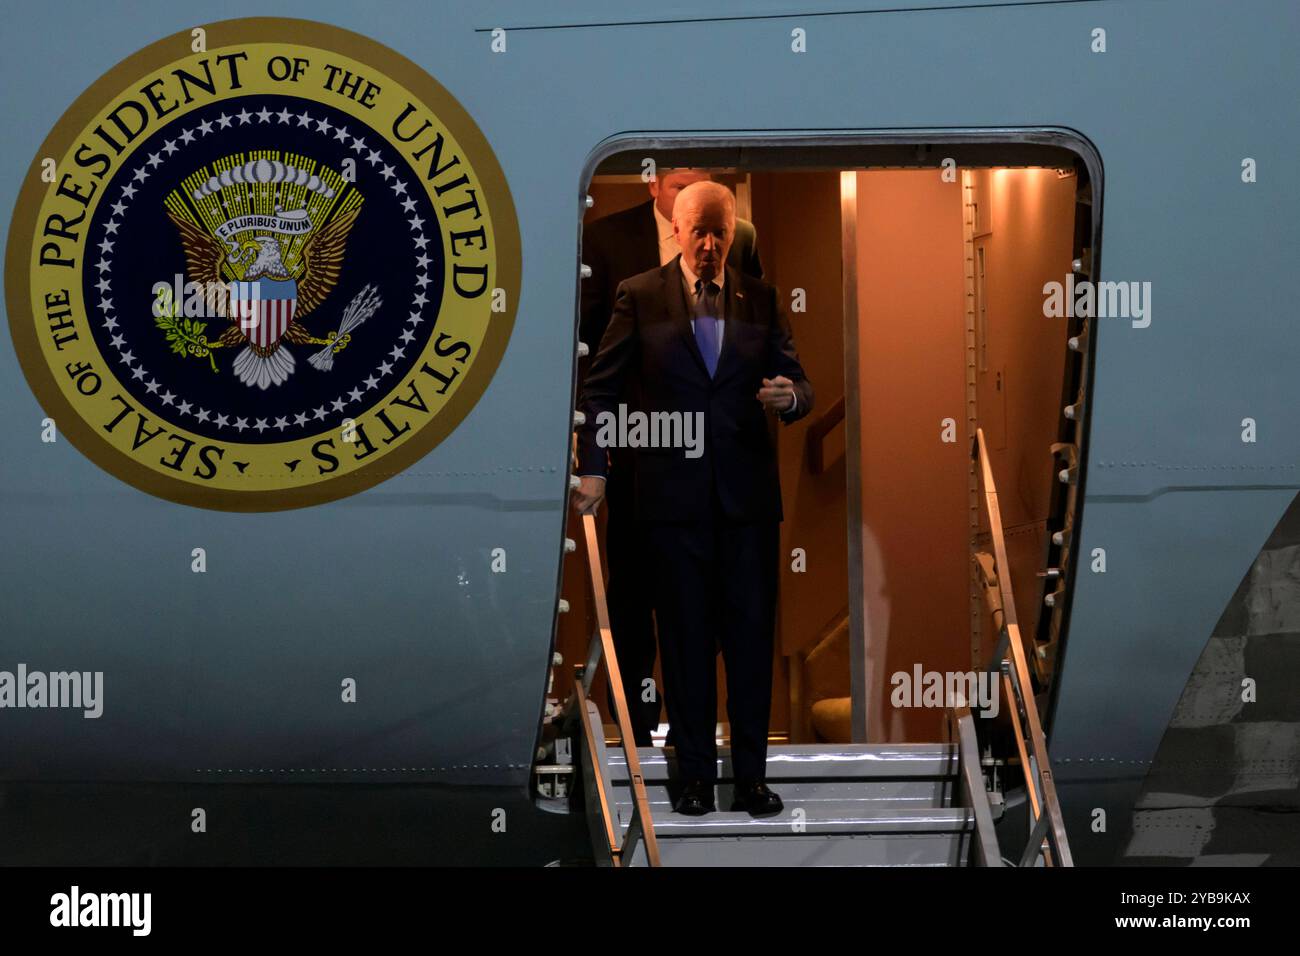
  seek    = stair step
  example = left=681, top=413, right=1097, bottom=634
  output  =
left=607, top=743, right=958, bottom=782
left=620, top=804, right=974, bottom=866
left=612, top=779, right=954, bottom=813
left=631, top=835, right=968, bottom=866
left=624, top=803, right=974, bottom=838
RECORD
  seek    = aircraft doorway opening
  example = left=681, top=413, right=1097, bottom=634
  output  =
left=554, top=138, right=1096, bottom=759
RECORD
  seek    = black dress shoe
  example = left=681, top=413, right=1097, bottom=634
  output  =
left=730, top=780, right=783, bottom=817
left=673, top=779, right=715, bottom=815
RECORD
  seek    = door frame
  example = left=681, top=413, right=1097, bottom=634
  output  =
left=578, top=129, right=1104, bottom=743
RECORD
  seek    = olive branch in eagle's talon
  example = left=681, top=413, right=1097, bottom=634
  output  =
left=152, top=294, right=224, bottom=373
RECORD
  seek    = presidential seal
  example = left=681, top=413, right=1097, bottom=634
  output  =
left=6, top=19, right=520, bottom=511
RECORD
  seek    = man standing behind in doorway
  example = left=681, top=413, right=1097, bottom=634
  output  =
left=574, top=181, right=812, bottom=816
left=579, top=169, right=763, bottom=748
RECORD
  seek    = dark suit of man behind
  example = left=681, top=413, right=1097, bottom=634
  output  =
left=575, top=183, right=812, bottom=812
left=580, top=189, right=762, bottom=748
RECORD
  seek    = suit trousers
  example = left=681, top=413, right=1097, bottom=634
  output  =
left=603, top=449, right=660, bottom=747
left=643, top=515, right=779, bottom=783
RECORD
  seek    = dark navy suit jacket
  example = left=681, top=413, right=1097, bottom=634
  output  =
left=577, top=256, right=813, bottom=523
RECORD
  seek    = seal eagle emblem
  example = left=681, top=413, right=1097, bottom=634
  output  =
left=162, top=155, right=378, bottom=389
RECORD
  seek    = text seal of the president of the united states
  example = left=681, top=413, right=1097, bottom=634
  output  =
left=6, top=18, right=521, bottom=511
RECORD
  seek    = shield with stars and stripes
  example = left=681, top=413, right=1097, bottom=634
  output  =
left=232, top=278, right=297, bottom=348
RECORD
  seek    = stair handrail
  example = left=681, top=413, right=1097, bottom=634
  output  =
left=972, top=428, right=1074, bottom=867
left=947, top=705, right=1002, bottom=866
left=806, top=394, right=846, bottom=474
left=570, top=512, right=661, bottom=867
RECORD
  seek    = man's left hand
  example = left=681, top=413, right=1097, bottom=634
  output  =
left=757, top=375, right=796, bottom=414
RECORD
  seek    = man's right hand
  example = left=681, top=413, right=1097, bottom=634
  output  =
left=572, top=475, right=606, bottom=515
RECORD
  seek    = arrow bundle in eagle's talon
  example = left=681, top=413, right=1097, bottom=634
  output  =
left=309, top=283, right=383, bottom=371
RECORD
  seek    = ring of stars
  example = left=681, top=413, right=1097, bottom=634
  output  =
left=92, top=100, right=435, bottom=439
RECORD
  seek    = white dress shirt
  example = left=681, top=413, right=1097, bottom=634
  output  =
left=653, top=203, right=680, bottom=266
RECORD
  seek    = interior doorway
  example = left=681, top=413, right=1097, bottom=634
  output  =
left=841, top=166, right=1080, bottom=743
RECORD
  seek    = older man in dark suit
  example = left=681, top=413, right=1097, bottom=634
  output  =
left=574, top=181, right=812, bottom=816
left=579, top=170, right=763, bottom=749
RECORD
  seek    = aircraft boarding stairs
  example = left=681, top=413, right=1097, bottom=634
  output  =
left=585, top=715, right=1005, bottom=867
left=555, top=431, right=1072, bottom=867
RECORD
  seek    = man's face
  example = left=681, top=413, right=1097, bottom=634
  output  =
left=673, top=196, right=734, bottom=282
left=649, top=170, right=710, bottom=221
